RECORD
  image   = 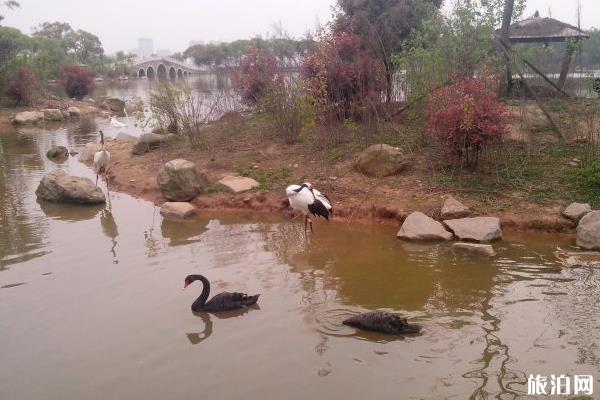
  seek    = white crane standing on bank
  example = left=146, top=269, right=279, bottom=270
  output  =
left=286, top=182, right=333, bottom=233
left=93, top=130, right=111, bottom=186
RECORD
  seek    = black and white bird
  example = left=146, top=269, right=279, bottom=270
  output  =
left=93, top=130, right=111, bottom=186
left=286, top=182, right=333, bottom=232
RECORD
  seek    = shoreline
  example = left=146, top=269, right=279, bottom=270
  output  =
left=96, top=139, right=578, bottom=236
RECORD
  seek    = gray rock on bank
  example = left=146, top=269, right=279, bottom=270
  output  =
left=441, top=196, right=470, bottom=219
left=562, top=202, right=592, bottom=222
left=100, top=97, right=126, bottom=112
left=157, top=159, right=208, bottom=202
left=218, top=175, right=260, bottom=193
left=67, top=106, right=81, bottom=117
left=444, top=217, right=502, bottom=242
left=131, top=133, right=176, bottom=155
left=46, top=145, right=69, bottom=161
left=577, top=211, right=600, bottom=250
left=42, top=109, right=64, bottom=121
left=36, top=170, right=106, bottom=204
left=397, top=211, right=453, bottom=241
left=452, top=242, right=496, bottom=257
left=160, top=202, right=197, bottom=219
left=355, top=144, right=409, bottom=178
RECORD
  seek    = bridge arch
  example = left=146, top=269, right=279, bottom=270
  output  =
left=169, top=66, right=176, bottom=80
left=146, top=66, right=155, bottom=79
left=177, top=69, right=183, bottom=78
left=157, top=64, right=167, bottom=79
left=138, top=68, right=146, bottom=78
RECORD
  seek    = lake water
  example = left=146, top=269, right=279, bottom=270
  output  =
left=1, top=79, right=599, bottom=400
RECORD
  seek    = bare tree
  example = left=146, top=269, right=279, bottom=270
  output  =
left=500, top=0, right=515, bottom=91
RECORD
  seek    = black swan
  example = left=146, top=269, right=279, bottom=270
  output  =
left=343, top=311, right=421, bottom=335
left=183, top=274, right=260, bottom=313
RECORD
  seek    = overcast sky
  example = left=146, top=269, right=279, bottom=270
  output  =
left=2, top=0, right=599, bottom=55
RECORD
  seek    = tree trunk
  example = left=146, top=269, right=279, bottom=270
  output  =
left=558, top=43, right=575, bottom=89
left=500, top=0, right=515, bottom=92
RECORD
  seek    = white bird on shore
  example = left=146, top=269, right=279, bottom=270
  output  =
left=93, top=130, right=111, bottom=186
left=110, top=116, right=127, bottom=128
left=286, top=182, right=333, bottom=232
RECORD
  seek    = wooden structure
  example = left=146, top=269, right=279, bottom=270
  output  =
left=504, top=13, right=590, bottom=89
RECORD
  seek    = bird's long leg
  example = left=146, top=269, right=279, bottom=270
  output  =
left=304, top=215, right=308, bottom=234
left=309, top=217, right=313, bottom=233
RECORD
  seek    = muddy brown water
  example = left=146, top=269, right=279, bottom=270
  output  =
left=1, top=80, right=600, bottom=400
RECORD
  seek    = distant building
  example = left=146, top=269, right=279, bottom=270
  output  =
left=137, top=38, right=154, bottom=58
left=155, top=49, right=172, bottom=57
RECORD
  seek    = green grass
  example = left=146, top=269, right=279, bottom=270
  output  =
left=239, top=167, right=291, bottom=190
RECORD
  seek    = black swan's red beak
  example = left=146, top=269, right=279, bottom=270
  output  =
left=183, top=282, right=190, bottom=289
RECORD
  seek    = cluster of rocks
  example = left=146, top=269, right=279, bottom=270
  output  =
left=13, top=107, right=82, bottom=125
left=397, top=196, right=500, bottom=257
left=156, top=158, right=260, bottom=219
left=560, top=202, right=600, bottom=250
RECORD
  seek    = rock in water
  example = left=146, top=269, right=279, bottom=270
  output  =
left=562, top=202, right=592, bottom=222
left=157, top=159, right=208, bottom=202
left=101, top=97, right=126, bottom=112
left=160, top=202, right=197, bottom=219
left=79, top=143, right=103, bottom=164
left=36, top=171, right=106, bottom=204
left=42, top=109, right=64, bottom=121
left=452, top=242, right=496, bottom=257
left=67, top=106, right=81, bottom=117
left=397, top=211, right=453, bottom=241
left=355, top=144, right=409, bottom=177
left=217, top=175, right=260, bottom=193
left=443, top=217, right=502, bottom=242
left=441, top=196, right=470, bottom=219
left=577, top=211, right=600, bottom=250
left=46, top=146, right=69, bottom=161
left=131, top=133, right=176, bottom=155
left=13, top=111, right=44, bottom=125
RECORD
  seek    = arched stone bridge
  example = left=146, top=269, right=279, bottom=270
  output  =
left=131, top=57, right=200, bottom=79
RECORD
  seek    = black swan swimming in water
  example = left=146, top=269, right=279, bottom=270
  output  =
left=343, top=311, right=421, bottom=335
left=183, top=274, right=260, bottom=313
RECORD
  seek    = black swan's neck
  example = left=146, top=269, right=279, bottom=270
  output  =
left=192, top=275, right=211, bottom=309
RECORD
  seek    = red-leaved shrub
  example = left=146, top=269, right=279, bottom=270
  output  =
left=426, top=73, right=508, bottom=171
left=60, top=65, right=95, bottom=100
left=301, top=30, right=385, bottom=118
left=232, top=47, right=281, bottom=106
left=5, top=67, right=37, bottom=105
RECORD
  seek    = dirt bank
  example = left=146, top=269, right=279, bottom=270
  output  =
left=92, top=113, right=580, bottom=234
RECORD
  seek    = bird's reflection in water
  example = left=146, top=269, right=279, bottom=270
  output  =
left=100, top=208, right=119, bottom=262
left=186, top=305, right=261, bottom=345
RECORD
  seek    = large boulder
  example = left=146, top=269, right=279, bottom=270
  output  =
left=67, top=106, right=81, bottom=117
left=441, top=196, right=470, bottom=219
left=217, top=175, right=260, bottom=193
left=452, top=242, right=496, bottom=257
left=80, top=143, right=102, bottom=163
left=157, top=159, right=208, bottom=201
left=42, top=109, right=64, bottom=121
left=131, top=133, right=176, bottom=155
left=444, top=217, right=502, bottom=242
left=576, top=211, right=600, bottom=250
left=562, top=202, right=592, bottom=222
left=101, top=97, right=125, bottom=112
left=35, top=170, right=105, bottom=204
left=355, top=144, right=409, bottom=178
left=160, top=202, right=197, bottom=219
left=13, top=111, right=44, bottom=125
left=397, top=211, right=453, bottom=241
left=116, top=132, right=137, bottom=143
left=46, top=145, right=69, bottom=161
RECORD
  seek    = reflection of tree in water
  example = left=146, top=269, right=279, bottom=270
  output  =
left=0, top=133, right=49, bottom=269
left=144, top=207, right=161, bottom=258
